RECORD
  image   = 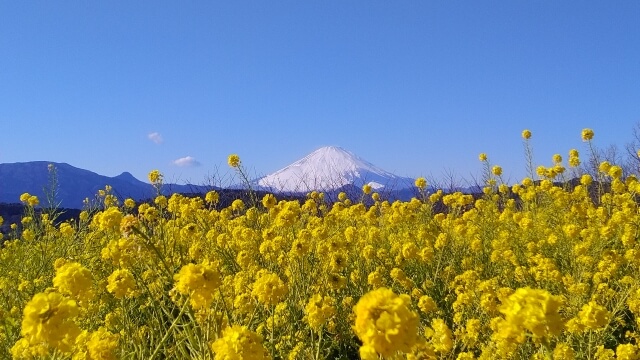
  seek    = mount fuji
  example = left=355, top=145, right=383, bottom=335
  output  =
left=255, top=146, right=415, bottom=194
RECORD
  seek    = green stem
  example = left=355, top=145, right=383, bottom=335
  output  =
left=131, top=226, right=172, bottom=276
left=315, top=327, right=323, bottom=360
left=148, top=298, right=190, bottom=360
left=219, top=288, right=233, bottom=325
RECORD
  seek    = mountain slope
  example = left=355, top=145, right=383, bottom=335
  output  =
left=255, top=146, right=414, bottom=193
left=0, top=162, right=213, bottom=209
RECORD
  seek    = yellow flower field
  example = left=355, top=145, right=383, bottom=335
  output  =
left=2, top=130, right=640, bottom=359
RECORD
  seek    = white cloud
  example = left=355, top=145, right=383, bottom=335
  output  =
left=148, top=132, right=163, bottom=144
left=173, top=156, right=201, bottom=167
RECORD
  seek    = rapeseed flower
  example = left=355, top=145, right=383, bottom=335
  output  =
left=52, top=261, right=94, bottom=303
left=59, top=222, right=75, bottom=237
left=95, top=207, right=123, bottom=232
left=553, top=343, right=575, bottom=360
left=305, top=294, right=336, bottom=329
left=418, top=295, right=438, bottom=314
left=20, top=193, right=40, bottom=207
left=427, top=318, right=453, bottom=353
left=582, top=128, right=595, bottom=141
left=252, top=271, right=288, bottom=306
left=10, top=338, right=48, bottom=359
left=106, top=269, right=137, bottom=299
left=262, top=194, right=277, bottom=209
left=567, top=301, right=610, bottom=332
left=148, top=169, right=162, bottom=184
left=20, top=292, right=80, bottom=353
left=210, top=325, right=271, bottom=360
left=353, top=287, right=418, bottom=357
left=615, top=344, right=638, bottom=360
left=173, top=261, right=221, bottom=309
left=228, top=154, right=241, bottom=168
left=205, top=190, right=220, bottom=204
left=494, top=287, right=563, bottom=342
left=74, top=327, right=120, bottom=360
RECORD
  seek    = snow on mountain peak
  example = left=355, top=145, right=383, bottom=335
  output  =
left=256, top=146, right=412, bottom=193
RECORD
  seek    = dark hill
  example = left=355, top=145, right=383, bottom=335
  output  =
left=0, top=162, right=214, bottom=209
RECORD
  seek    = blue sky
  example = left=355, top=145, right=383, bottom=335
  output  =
left=1, top=1, right=639, bottom=186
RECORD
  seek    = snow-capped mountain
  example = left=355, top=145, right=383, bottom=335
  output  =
left=255, top=146, right=414, bottom=193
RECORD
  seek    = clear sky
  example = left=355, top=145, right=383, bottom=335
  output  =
left=1, top=1, right=639, bottom=186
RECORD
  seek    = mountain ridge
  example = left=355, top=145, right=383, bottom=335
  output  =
left=0, top=161, right=213, bottom=209
left=1, top=147, right=424, bottom=208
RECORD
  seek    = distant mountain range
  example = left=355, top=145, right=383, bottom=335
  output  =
left=0, top=162, right=213, bottom=209
left=1, top=147, right=446, bottom=209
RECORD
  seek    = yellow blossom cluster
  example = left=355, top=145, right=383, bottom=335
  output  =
left=173, top=260, right=221, bottom=309
left=210, top=325, right=271, bottom=360
left=354, top=287, right=418, bottom=357
left=53, top=261, right=94, bottom=303
left=4, top=129, right=640, bottom=358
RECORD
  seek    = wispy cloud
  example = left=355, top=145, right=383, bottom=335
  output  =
left=173, top=156, right=201, bottom=167
left=148, top=132, right=163, bottom=144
